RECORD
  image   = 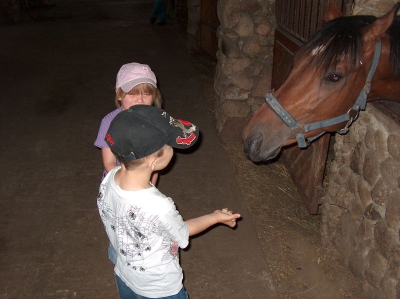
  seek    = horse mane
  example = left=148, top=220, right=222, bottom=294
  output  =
left=299, top=14, right=400, bottom=78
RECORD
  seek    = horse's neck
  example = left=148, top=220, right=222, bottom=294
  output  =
left=368, top=78, right=400, bottom=103
left=368, top=41, right=400, bottom=103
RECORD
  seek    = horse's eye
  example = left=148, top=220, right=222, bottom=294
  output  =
left=325, top=73, right=342, bottom=83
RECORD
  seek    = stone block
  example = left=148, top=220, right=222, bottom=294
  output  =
left=363, top=150, right=382, bottom=187
left=364, top=203, right=385, bottom=221
left=234, top=12, right=254, bottom=37
left=334, top=213, right=361, bottom=264
left=217, top=0, right=240, bottom=29
left=387, top=134, right=400, bottom=161
left=371, top=178, right=392, bottom=206
left=365, top=250, right=388, bottom=289
left=376, top=1, right=399, bottom=14
left=350, top=142, right=366, bottom=176
left=374, top=129, right=388, bottom=152
left=333, top=167, right=351, bottom=185
left=349, top=119, right=368, bottom=142
left=387, top=246, right=400, bottom=280
left=241, top=35, right=263, bottom=56
left=358, top=179, right=372, bottom=205
left=252, top=73, right=271, bottom=97
left=253, top=14, right=269, bottom=25
left=360, top=283, right=381, bottom=299
left=386, top=190, right=400, bottom=232
left=255, top=23, right=273, bottom=37
left=364, top=125, right=376, bottom=150
left=239, top=0, right=262, bottom=13
left=231, top=72, right=253, bottom=90
left=380, top=157, right=400, bottom=189
left=218, top=27, right=239, bottom=39
left=375, top=221, right=400, bottom=259
left=220, top=56, right=252, bottom=76
left=219, top=36, right=241, bottom=58
left=380, top=275, right=398, bottom=299
left=221, top=85, right=251, bottom=100
left=222, top=100, right=251, bottom=118
left=349, top=248, right=368, bottom=279
left=357, top=219, right=375, bottom=245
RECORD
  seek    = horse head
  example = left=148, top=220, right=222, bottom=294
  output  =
left=243, top=1, right=400, bottom=162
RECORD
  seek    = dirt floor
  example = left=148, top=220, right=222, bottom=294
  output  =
left=190, top=53, right=363, bottom=299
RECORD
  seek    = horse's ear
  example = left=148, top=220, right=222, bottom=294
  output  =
left=324, top=0, right=343, bottom=21
left=363, top=3, right=400, bottom=50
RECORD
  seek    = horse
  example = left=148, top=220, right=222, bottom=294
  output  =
left=243, top=1, right=400, bottom=162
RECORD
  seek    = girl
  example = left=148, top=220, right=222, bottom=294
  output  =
left=94, top=62, right=162, bottom=265
left=95, top=62, right=162, bottom=183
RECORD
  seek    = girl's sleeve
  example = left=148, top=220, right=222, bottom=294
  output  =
left=94, top=109, right=121, bottom=148
left=94, top=116, right=110, bottom=149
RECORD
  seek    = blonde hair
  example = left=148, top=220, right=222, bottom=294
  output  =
left=115, top=83, right=162, bottom=108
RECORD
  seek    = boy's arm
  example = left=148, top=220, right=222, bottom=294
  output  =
left=185, top=210, right=241, bottom=237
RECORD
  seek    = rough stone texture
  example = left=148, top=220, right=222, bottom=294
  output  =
left=353, top=0, right=398, bottom=16
left=233, top=12, right=254, bottom=37
left=386, top=190, right=400, bottom=232
left=387, top=134, right=400, bottom=161
left=322, top=103, right=400, bottom=298
left=222, top=100, right=251, bottom=118
left=214, top=0, right=275, bottom=143
left=365, top=249, right=388, bottom=289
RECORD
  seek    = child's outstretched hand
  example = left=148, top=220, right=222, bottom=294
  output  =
left=215, top=208, right=241, bottom=228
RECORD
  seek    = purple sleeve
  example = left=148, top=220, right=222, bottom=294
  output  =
left=94, top=108, right=122, bottom=149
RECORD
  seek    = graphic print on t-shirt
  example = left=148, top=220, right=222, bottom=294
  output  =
left=97, top=184, right=180, bottom=272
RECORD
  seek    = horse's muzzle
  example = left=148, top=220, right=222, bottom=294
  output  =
left=243, top=133, right=264, bottom=162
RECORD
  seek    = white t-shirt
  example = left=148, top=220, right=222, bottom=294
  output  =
left=97, top=167, right=190, bottom=297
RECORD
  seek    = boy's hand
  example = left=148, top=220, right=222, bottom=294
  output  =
left=215, top=209, right=241, bottom=228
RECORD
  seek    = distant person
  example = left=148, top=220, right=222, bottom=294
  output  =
left=97, top=105, right=241, bottom=299
left=150, top=0, right=167, bottom=26
left=94, top=62, right=162, bottom=264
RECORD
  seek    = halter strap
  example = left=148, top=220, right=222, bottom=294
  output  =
left=265, top=40, right=382, bottom=148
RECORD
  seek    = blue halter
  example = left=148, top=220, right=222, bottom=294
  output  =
left=265, top=40, right=382, bottom=148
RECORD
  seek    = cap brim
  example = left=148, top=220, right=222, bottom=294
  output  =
left=166, top=118, right=199, bottom=149
left=120, top=78, right=157, bottom=92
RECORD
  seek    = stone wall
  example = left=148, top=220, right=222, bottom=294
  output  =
left=321, top=1, right=400, bottom=298
left=214, top=0, right=275, bottom=143
left=322, top=103, right=400, bottom=298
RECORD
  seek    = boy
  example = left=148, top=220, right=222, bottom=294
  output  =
left=97, top=105, right=241, bottom=299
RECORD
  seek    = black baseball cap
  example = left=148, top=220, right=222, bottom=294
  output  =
left=105, top=105, right=199, bottom=162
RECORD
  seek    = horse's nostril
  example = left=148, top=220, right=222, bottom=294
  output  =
left=244, top=133, right=263, bottom=156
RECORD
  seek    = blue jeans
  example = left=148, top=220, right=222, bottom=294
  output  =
left=151, top=0, right=167, bottom=21
left=108, top=243, right=118, bottom=264
left=115, top=274, right=189, bottom=299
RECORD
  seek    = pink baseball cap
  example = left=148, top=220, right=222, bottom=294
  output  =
left=116, top=62, right=157, bottom=92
